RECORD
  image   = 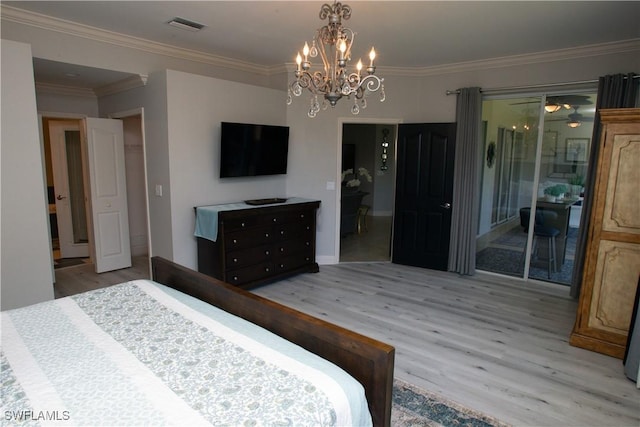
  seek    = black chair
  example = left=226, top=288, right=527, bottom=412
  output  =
left=520, top=207, right=560, bottom=279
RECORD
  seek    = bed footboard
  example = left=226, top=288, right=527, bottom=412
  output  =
left=151, top=256, right=394, bottom=427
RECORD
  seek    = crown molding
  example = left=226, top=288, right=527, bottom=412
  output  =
left=1, top=5, right=268, bottom=76
left=35, top=82, right=96, bottom=98
left=3, top=5, right=638, bottom=80
left=94, top=74, right=148, bottom=97
left=35, top=75, right=147, bottom=98
left=378, top=39, right=640, bottom=77
left=281, top=38, right=639, bottom=80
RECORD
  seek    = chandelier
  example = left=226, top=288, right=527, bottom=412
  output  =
left=286, top=2, right=385, bottom=118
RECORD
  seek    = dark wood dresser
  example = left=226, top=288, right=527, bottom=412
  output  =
left=195, top=198, right=320, bottom=288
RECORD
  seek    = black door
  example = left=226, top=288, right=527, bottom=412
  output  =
left=392, top=123, right=456, bottom=270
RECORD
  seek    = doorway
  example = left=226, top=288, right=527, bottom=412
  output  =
left=339, top=123, right=396, bottom=262
left=475, top=92, right=596, bottom=285
left=42, top=113, right=148, bottom=273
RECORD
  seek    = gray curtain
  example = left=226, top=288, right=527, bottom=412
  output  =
left=448, top=87, right=482, bottom=275
left=570, top=73, right=639, bottom=298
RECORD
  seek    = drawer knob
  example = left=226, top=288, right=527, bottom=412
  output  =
left=300, top=214, right=305, bottom=218
left=241, top=222, right=245, bottom=227
left=265, top=267, right=270, bottom=272
left=265, top=233, right=270, bottom=238
left=280, top=264, right=284, bottom=268
left=265, top=250, right=270, bottom=255
left=233, top=239, right=237, bottom=244
left=280, top=247, right=284, bottom=252
left=233, top=258, right=238, bottom=263
left=233, top=276, right=239, bottom=281
left=306, top=242, right=310, bottom=246
left=273, top=218, right=277, bottom=222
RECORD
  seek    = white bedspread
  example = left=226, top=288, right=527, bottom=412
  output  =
left=1, top=280, right=371, bottom=426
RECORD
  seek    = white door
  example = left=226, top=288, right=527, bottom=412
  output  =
left=49, top=120, right=90, bottom=258
left=85, top=117, right=132, bottom=273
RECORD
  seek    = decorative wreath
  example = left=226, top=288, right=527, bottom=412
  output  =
left=486, top=142, right=496, bottom=168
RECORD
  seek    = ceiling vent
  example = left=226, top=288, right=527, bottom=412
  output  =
left=167, top=17, right=205, bottom=32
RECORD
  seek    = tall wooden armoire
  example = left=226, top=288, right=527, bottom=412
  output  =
left=570, top=108, right=640, bottom=358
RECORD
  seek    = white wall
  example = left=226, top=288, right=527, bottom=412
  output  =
left=1, top=39, right=54, bottom=310
left=36, top=90, right=99, bottom=117
left=165, top=70, right=287, bottom=269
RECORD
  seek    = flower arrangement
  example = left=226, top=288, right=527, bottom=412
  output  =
left=342, top=167, right=372, bottom=188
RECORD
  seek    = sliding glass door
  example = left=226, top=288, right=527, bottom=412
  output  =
left=476, top=92, right=595, bottom=285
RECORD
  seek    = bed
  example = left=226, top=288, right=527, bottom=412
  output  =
left=1, top=256, right=395, bottom=426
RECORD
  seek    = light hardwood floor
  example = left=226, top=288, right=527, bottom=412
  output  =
left=53, top=255, right=151, bottom=298
left=255, top=263, right=639, bottom=427
left=54, top=256, right=639, bottom=426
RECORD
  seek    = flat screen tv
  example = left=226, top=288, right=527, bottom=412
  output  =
left=219, top=122, right=289, bottom=178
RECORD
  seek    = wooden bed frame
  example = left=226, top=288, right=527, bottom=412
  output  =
left=151, top=256, right=395, bottom=427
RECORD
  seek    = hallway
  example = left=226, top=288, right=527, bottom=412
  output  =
left=340, top=215, right=392, bottom=262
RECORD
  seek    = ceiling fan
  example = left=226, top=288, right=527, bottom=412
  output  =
left=511, top=95, right=593, bottom=113
left=546, top=105, right=594, bottom=128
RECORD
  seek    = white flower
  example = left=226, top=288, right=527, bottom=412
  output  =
left=357, top=167, right=372, bottom=182
left=341, top=168, right=354, bottom=182
left=342, top=166, right=372, bottom=188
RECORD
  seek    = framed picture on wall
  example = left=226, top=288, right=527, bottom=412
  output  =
left=565, top=138, right=589, bottom=163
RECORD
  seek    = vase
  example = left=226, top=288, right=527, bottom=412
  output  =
left=571, top=185, right=582, bottom=198
left=342, top=185, right=359, bottom=194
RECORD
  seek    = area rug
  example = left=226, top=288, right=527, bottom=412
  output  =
left=392, top=379, right=510, bottom=427
left=475, top=246, right=574, bottom=284
left=492, top=226, right=578, bottom=258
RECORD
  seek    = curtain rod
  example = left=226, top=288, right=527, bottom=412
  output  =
left=445, top=75, right=639, bottom=95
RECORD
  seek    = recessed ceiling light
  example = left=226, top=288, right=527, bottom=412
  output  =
left=167, top=17, right=205, bottom=32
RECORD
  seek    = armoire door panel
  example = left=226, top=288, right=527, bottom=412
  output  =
left=603, top=136, right=640, bottom=233
left=589, top=240, right=640, bottom=337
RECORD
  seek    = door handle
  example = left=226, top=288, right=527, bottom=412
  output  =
left=440, top=202, right=451, bottom=209
left=56, top=195, right=67, bottom=200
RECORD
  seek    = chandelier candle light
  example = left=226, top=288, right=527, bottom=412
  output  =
left=287, top=1, right=386, bottom=118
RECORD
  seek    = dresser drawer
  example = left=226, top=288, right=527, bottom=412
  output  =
left=222, top=215, right=263, bottom=232
left=274, top=220, right=313, bottom=241
left=224, top=227, right=273, bottom=250
left=274, top=237, right=313, bottom=258
left=275, top=252, right=314, bottom=273
left=226, top=244, right=273, bottom=269
left=226, top=262, right=274, bottom=285
left=264, top=209, right=313, bottom=226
